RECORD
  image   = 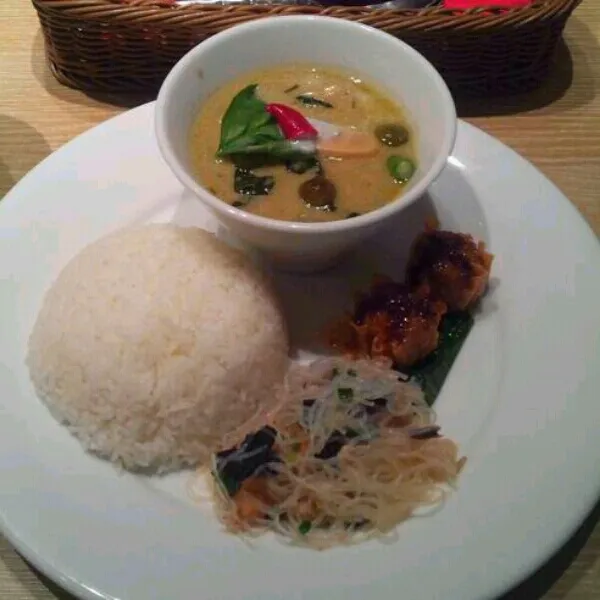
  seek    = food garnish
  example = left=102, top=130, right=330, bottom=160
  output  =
left=217, top=85, right=290, bottom=158
left=266, top=103, right=318, bottom=141
left=295, top=94, right=334, bottom=109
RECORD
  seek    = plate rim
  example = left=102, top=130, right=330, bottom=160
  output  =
left=1, top=102, right=600, bottom=600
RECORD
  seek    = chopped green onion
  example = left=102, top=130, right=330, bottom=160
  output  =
left=298, top=520, right=312, bottom=535
left=338, top=387, right=354, bottom=402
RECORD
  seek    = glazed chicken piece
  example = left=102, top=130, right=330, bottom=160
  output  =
left=406, top=229, right=494, bottom=312
left=330, top=281, right=447, bottom=369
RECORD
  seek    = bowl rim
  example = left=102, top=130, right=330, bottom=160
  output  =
left=155, top=15, right=457, bottom=235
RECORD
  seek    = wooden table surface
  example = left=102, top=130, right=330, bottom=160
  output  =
left=1, top=1, right=599, bottom=598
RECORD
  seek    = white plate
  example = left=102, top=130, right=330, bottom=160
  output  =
left=1, top=103, right=600, bottom=600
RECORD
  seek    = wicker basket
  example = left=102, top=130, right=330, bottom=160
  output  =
left=32, top=0, right=581, bottom=96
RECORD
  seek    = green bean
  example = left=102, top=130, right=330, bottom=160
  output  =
left=386, top=156, right=416, bottom=183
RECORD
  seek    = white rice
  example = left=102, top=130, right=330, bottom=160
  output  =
left=26, top=224, right=289, bottom=472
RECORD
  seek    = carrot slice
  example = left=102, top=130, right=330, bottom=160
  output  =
left=235, top=488, right=264, bottom=521
left=317, top=131, right=379, bottom=158
left=234, top=478, right=276, bottom=522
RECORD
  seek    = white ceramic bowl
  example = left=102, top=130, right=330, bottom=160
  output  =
left=155, top=15, right=456, bottom=272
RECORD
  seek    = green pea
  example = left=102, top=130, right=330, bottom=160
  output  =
left=375, top=123, right=410, bottom=147
left=386, top=156, right=416, bottom=183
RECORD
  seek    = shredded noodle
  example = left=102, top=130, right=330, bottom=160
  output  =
left=205, top=357, right=463, bottom=549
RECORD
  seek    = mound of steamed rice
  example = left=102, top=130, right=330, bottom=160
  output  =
left=26, top=224, right=289, bottom=472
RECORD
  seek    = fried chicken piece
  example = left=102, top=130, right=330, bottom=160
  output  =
left=406, top=229, right=494, bottom=311
left=329, top=281, right=447, bottom=369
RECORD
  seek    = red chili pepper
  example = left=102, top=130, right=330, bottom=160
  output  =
left=266, top=103, right=318, bottom=141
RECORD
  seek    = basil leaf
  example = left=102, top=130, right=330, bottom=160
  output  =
left=218, top=84, right=285, bottom=157
left=234, top=167, right=275, bottom=196
left=221, top=131, right=287, bottom=156
left=228, top=140, right=313, bottom=160
left=405, top=311, right=474, bottom=406
left=217, top=84, right=319, bottom=163
left=231, top=153, right=280, bottom=170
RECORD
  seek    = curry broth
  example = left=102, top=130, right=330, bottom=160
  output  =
left=189, top=65, right=417, bottom=223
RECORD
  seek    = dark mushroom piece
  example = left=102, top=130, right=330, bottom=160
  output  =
left=214, top=426, right=280, bottom=496
left=299, top=175, right=337, bottom=211
left=315, top=428, right=359, bottom=460
left=374, top=123, right=410, bottom=147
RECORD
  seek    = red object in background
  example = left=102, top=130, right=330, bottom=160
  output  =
left=443, top=0, right=531, bottom=8
left=265, top=104, right=318, bottom=141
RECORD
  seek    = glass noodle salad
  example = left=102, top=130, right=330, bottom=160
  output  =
left=204, top=357, right=464, bottom=548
